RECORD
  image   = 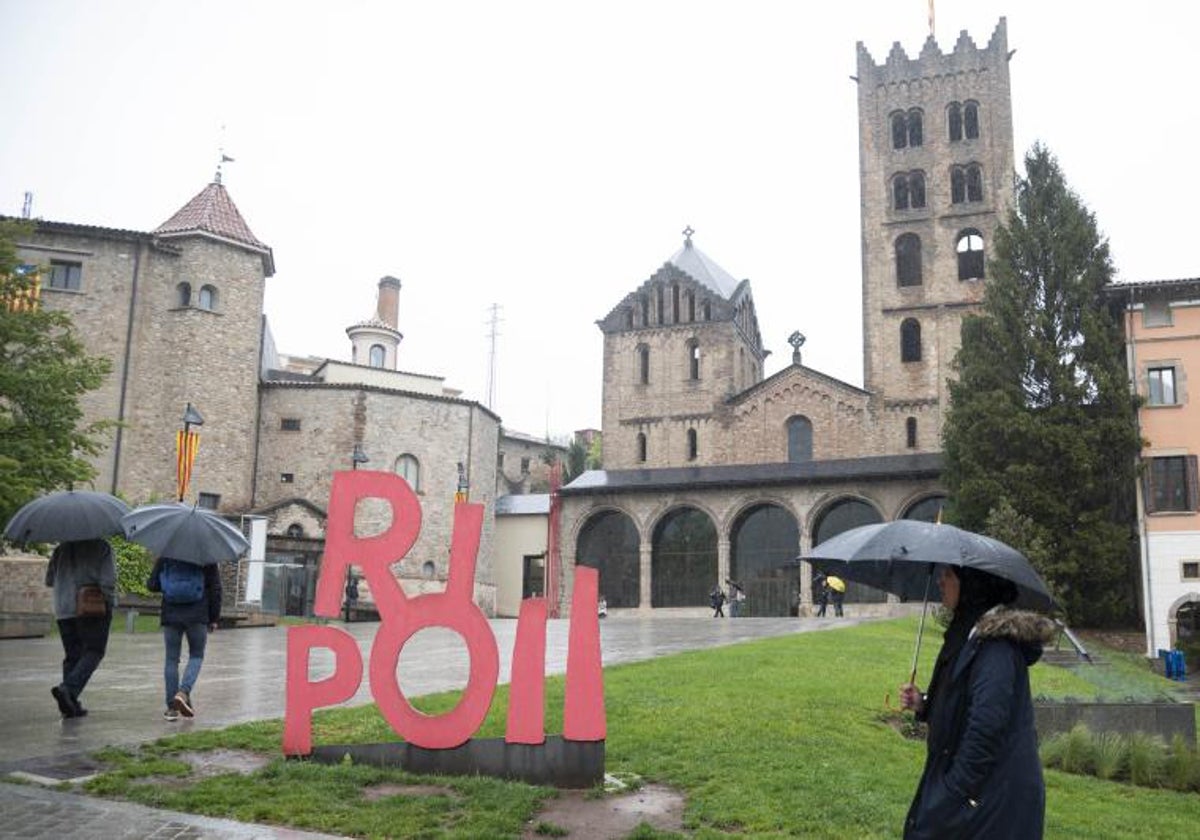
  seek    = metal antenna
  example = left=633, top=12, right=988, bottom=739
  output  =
left=485, top=303, right=502, bottom=410
left=21, top=191, right=32, bottom=219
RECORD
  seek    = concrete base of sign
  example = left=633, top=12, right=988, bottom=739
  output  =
left=302, top=736, right=605, bottom=788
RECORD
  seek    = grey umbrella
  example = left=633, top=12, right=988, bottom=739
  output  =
left=805, top=519, right=1055, bottom=684
left=805, top=519, right=1055, bottom=612
left=121, top=503, right=249, bottom=566
left=3, top=490, right=131, bottom=544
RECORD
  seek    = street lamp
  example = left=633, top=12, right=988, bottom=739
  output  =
left=177, top=403, right=204, bottom=502
left=351, top=444, right=369, bottom=470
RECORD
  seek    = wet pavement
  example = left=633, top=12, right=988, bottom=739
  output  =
left=0, top=614, right=866, bottom=837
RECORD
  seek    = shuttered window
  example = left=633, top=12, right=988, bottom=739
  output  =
left=1145, top=455, right=1200, bottom=513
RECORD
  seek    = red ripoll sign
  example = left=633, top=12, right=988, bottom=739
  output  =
left=283, top=470, right=605, bottom=781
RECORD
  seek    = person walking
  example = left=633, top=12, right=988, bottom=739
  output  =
left=899, top=565, right=1055, bottom=839
left=147, top=556, right=222, bottom=721
left=709, top=585, right=726, bottom=618
left=45, top=538, right=116, bottom=718
left=814, top=572, right=830, bottom=617
left=830, top=578, right=846, bottom=617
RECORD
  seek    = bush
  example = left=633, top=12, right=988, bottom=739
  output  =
left=111, top=535, right=153, bottom=597
left=1092, top=732, right=1126, bottom=781
left=1060, top=723, right=1095, bottom=775
left=1127, top=732, right=1166, bottom=787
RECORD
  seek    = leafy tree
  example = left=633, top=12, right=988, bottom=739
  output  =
left=0, top=219, right=114, bottom=529
left=110, top=534, right=153, bottom=597
left=942, top=144, right=1141, bottom=626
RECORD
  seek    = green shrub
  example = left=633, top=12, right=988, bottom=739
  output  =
left=1127, top=732, right=1166, bottom=787
left=1165, top=734, right=1200, bottom=792
left=1038, top=731, right=1068, bottom=769
left=1060, top=723, right=1095, bottom=775
left=1092, top=732, right=1126, bottom=781
left=111, top=535, right=153, bottom=597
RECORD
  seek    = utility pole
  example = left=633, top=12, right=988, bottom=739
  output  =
left=485, top=303, right=502, bottom=410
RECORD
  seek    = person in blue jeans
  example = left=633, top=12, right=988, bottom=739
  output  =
left=147, top=557, right=222, bottom=721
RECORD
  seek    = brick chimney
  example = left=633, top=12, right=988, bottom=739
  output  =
left=377, top=275, right=401, bottom=329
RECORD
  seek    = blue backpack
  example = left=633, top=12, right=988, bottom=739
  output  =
left=160, top=559, right=205, bottom=605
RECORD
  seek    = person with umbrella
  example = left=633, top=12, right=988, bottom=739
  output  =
left=6, top=489, right=131, bottom=719
left=827, top=575, right=846, bottom=617
left=123, top=503, right=246, bottom=722
left=44, top=538, right=116, bottom=718
left=146, top=554, right=222, bottom=721
left=899, top=564, right=1055, bottom=839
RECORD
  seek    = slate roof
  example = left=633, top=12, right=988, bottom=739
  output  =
left=496, top=494, right=551, bottom=515
left=668, top=240, right=740, bottom=298
left=154, top=182, right=275, bottom=274
left=560, top=452, right=943, bottom=495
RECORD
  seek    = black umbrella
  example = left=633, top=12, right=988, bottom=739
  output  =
left=121, top=503, right=249, bottom=566
left=3, top=490, right=131, bottom=544
left=805, top=519, right=1055, bottom=682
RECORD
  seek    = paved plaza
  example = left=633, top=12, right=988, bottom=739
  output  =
left=0, top=614, right=864, bottom=837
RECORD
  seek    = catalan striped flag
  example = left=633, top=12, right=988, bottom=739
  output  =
left=2, top=269, right=40, bottom=312
left=176, top=430, right=200, bottom=502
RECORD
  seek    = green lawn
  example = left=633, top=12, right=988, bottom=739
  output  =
left=79, top=617, right=1200, bottom=838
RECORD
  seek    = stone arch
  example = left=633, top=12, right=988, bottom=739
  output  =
left=810, top=496, right=886, bottom=604
left=1167, top=592, right=1200, bottom=648
left=650, top=504, right=717, bottom=607
left=576, top=508, right=641, bottom=608
left=730, top=502, right=801, bottom=617
left=899, top=493, right=948, bottom=522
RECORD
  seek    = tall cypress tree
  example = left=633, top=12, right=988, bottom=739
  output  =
left=942, top=144, right=1141, bottom=626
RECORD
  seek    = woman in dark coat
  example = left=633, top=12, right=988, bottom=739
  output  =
left=899, top=565, right=1056, bottom=839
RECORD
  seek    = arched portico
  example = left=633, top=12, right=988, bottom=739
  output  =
left=576, top=508, right=641, bottom=608
left=651, top=505, right=717, bottom=607
left=729, top=502, right=801, bottom=616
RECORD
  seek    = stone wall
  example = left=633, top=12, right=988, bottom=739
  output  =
left=0, top=552, right=53, bottom=638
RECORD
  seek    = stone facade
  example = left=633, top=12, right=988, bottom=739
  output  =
left=496, top=430, right=567, bottom=495
left=0, top=553, right=53, bottom=638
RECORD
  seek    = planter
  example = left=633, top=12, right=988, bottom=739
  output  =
left=1034, top=701, right=1196, bottom=746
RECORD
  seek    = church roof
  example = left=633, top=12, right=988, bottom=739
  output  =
left=667, top=239, right=740, bottom=298
left=154, top=181, right=275, bottom=274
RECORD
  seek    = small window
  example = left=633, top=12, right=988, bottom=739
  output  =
left=177, top=282, right=192, bottom=307
left=286, top=523, right=305, bottom=538
left=787, top=416, right=813, bottom=463
left=906, top=417, right=918, bottom=449
left=395, top=454, right=420, bottom=490
left=952, top=165, right=983, bottom=204
left=689, top=341, right=701, bottom=380
left=893, top=174, right=909, bottom=210
left=1143, top=300, right=1173, bottom=327
left=966, top=165, right=983, bottom=202
left=672, top=284, right=680, bottom=324
left=280, top=472, right=294, bottom=484
left=893, top=172, right=925, bottom=210
left=422, top=560, right=436, bottom=578
left=908, top=110, right=923, bottom=147
left=701, top=300, right=711, bottom=321
left=1145, top=455, right=1199, bottom=513
left=901, top=318, right=922, bottom=363
left=1182, top=561, right=1200, bottom=581
left=896, top=234, right=922, bottom=286
left=963, top=101, right=980, bottom=139
left=197, top=492, right=220, bottom=510
left=956, top=230, right=985, bottom=280
left=656, top=286, right=665, bottom=325
left=625, top=308, right=635, bottom=329
left=892, top=112, right=908, bottom=149
left=686, top=428, right=698, bottom=461
left=1148, top=367, right=1178, bottom=406
left=687, top=290, right=696, bottom=322
left=47, top=260, right=82, bottom=291
left=638, top=344, right=650, bottom=385
left=637, top=432, right=647, bottom=463
left=369, top=344, right=386, bottom=368
left=948, top=102, right=963, bottom=142
left=198, top=284, right=217, bottom=311
left=280, top=417, right=301, bottom=431
left=520, top=457, right=531, bottom=475
left=497, top=451, right=505, bottom=469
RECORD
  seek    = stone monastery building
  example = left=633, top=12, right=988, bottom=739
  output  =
left=13, top=18, right=1018, bottom=619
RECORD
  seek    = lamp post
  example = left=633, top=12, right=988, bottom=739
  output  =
left=351, top=444, right=369, bottom=470
left=178, top=403, right=204, bottom=502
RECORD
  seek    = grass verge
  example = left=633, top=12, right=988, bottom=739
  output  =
left=79, top=617, right=1200, bottom=838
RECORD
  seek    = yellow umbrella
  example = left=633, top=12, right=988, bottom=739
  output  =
left=827, top=575, right=846, bottom=593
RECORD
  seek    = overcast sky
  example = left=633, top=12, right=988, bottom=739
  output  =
left=3, top=1, right=1198, bottom=440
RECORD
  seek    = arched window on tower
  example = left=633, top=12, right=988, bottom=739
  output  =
left=672, top=284, right=680, bottom=324
left=951, top=167, right=966, bottom=203
left=637, top=344, right=650, bottom=384
left=640, top=294, right=650, bottom=326
left=701, top=300, right=711, bottom=321
left=198, top=284, right=217, bottom=311
left=906, top=416, right=918, bottom=449
left=956, top=229, right=986, bottom=280
left=901, top=318, right=922, bottom=363
left=892, top=111, right=908, bottom=149
left=395, top=454, right=420, bottom=490
left=637, top=432, right=647, bottom=463
left=893, top=173, right=909, bottom=210
left=907, top=109, right=923, bottom=147
left=963, top=101, right=980, bottom=139
left=625, top=307, right=634, bottom=329
left=895, top=233, right=922, bottom=286
left=686, top=428, right=698, bottom=461
left=966, top=164, right=983, bottom=202
left=688, top=339, right=700, bottom=380
left=176, top=282, right=191, bottom=307
left=909, top=172, right=925, bottom=208
left=369, top=344, right=387, bottom=368
left=686, top=290, right=696, bottom=322
left=952, top=164, right=983, bottom=204
left=656, top=286, right=665, bottom=325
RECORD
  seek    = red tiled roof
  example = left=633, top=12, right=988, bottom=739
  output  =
left=154, top=181, right=269, bottom=252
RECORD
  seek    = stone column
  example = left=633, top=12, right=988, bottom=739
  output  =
left=639, top=538, right=653, bottom=612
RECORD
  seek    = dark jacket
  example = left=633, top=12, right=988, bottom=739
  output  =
left=904, top=607, right=1056, bottom=840
left=147, top=558, right=222, bottom=627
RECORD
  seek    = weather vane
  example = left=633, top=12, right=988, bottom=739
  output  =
left=215, top=124, right=235, bottom=184
left=682, top=225, right=694, bottom=246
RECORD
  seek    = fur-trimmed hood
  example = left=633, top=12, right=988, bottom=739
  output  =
left=973, top=606, right=1058, bottom=666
